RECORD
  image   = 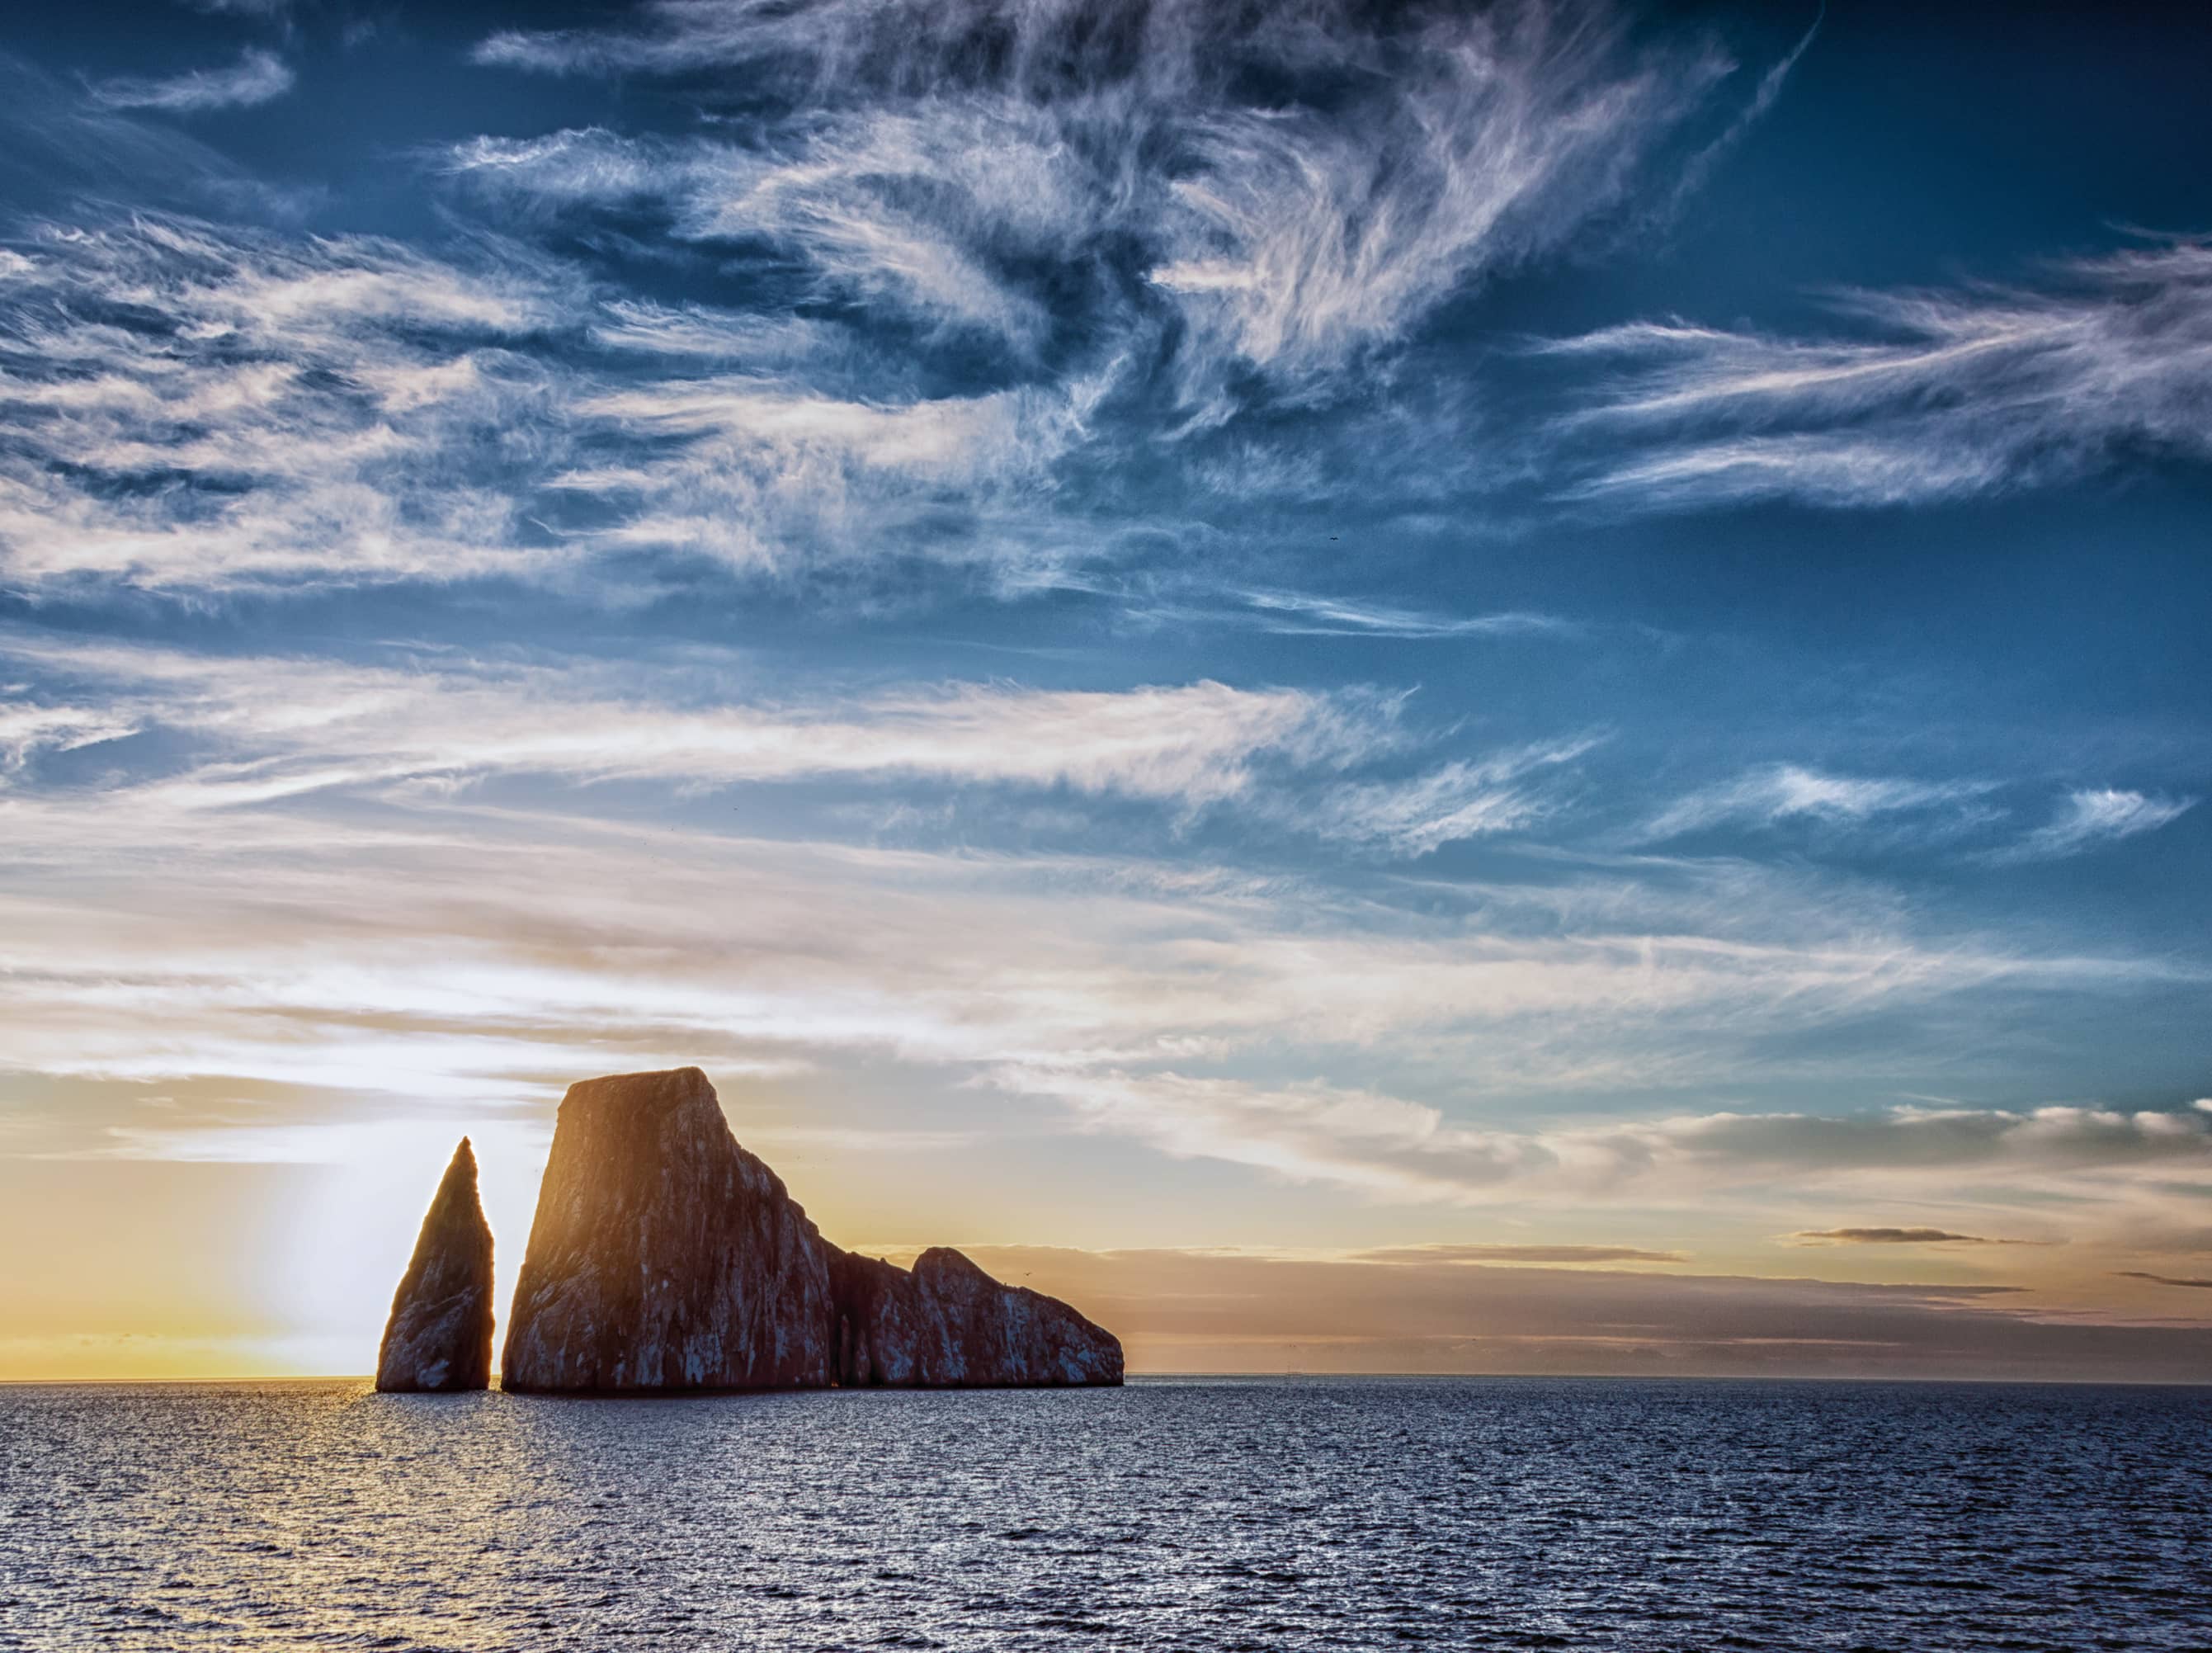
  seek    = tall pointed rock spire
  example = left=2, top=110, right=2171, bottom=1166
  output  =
left=375, top=1136, right=495, bottom=1393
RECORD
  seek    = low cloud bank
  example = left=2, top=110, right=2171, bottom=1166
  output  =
left=964, top=1245, right=2212, bottom=1382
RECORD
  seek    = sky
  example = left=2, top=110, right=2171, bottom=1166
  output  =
left=1, top=0, right=2208, bottom=1383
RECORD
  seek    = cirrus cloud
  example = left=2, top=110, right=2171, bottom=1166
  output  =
left=463, top=0, right=1767, bottom=418
left=89, top=48, right=295, bottom=114
left=1992, top=788, right=2195, bottom=863
left=1549, top=239, right=2212, bottom=511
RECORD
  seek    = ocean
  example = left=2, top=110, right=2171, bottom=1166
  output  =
left=2, top=1377, right=2206, bottom=1650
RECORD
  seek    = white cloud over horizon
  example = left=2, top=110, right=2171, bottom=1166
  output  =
left=1, top=631, right=2197, bottom=1247
left=997, top=1063, right=2212, bottom=1210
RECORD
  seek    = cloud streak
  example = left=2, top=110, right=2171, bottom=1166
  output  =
left=89, top=48, right=295, bottom=114
left=0, top=633, right=1606, bottom=862
left=1645, top=764, right=1991, bottom=840
left=977, top=1245, right=2212, bottom=1381
left=1350, top=1244, right=1686, bottom=1264
left=1785, top=1227, right=2045, bottom=1247
left=1993, top=788, right=2195, bottom=863
left=1549, top=239, right=2212, bottom=509
left=1644, top=767, right=2192, bottom=862
left=1227, top=591, right=1580, bottom=640
left=0, top=701, right=139, bottom=776
left=1299, top=739, right=1597, bottom=857
left=997, top=1064, right=2212, bottom=1207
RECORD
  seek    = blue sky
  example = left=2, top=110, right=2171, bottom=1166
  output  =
left=1, top=0, right=2209, bottom=1380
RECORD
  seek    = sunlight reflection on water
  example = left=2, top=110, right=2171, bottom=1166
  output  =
left=2, top=1377, right=2207, bottom=1650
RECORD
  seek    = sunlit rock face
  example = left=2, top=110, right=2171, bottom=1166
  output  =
left=501, top=1066, right=1123, bottom=1391
left=833, top=1247, right=1125, bottom=1388
left=501, top=1067, right=838, bottom=1392
left=375, top=1137, right=495, bottom=1394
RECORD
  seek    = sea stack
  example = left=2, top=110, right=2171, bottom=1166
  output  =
left=831, top=1246, right=1125, bottom=1388
left=375, top=1136, right=496, bottom=1393
left=500, top=1066, right=839, bottom=1391
left=501, top=1066, right=1122, bottom=1391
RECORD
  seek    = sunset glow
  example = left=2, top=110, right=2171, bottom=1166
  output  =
left=2, top=0, right=2209, bottom=1386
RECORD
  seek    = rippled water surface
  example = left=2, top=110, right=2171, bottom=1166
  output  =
left=2, top=1377, right=2208, bottom=1650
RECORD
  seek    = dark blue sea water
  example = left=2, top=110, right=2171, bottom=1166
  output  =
left=1, top=1377, right=2206, bottom=1651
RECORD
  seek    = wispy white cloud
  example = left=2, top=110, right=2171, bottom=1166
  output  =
left=559, top=371, right=1107, bottom=573
left=0, top=52, right=300, bottom=218
left=0, top=635, right=2181, bottom=1136
left=0, top=699, right=139, bottom=775
left=0, top=211, right=1114, bottom=593
left=997, top=1061, right=2212, bottom=1207
left=1550, top=239, right=2212, bottom=509
left=1992, top=787, right=2195, bottom=862
left=1645, top=763, right=1993, bottom=840
left=587, top=300, right=838, bottom=366
left=463, top=0, right=1749, bottom=416
left=89, top=48, right=295, bottom=114
left=0, top=216, right=568, bottom=592
left=450, top=112, right=1115, bottom=359
left=1301, top=739, right=1598, bottom=857
left=1143, top=6, right=1729, bottom=409
left=0, top=4, right=1802, bottom=597
left=0, top=633, right=1603, bottom=862
left=1229, top=590, right=1579, bottom=640
left=0, top=635, right=1410, bottom=811
left=1644, top=767, right=2195, bottom=863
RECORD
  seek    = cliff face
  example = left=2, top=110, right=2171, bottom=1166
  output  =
left=501, top=1067, right=1122, bottom=1391
left=833, top=1247, right=1125, bottom=1388
left=375, top=1137, right=495, bottom=1393
left=501, top=1067, right=839, bottom=1391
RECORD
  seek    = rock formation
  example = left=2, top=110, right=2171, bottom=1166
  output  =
left=375, top=1136, right=496, bottom=1393
left=501, top=1067, right=1122, bottom=1392
left=501, top=1066, right=837, bottom=1391
left=832, top=1246, right=1125, bottom=1389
